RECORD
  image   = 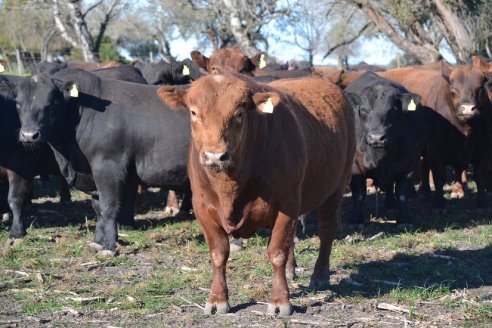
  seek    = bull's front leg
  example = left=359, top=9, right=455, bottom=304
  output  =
left=7, top=172, right=31, bottom=243
left=195, top=202, right=230, bottom=314
left=267, top=211, right=296, bottom=316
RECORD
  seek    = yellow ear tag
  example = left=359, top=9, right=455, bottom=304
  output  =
left=0, top=63, right=4, bottom=73
left=69, top=84, right=79, bottom=98
left=259, top=54, right=266, bottom=69
left=407, top=99, right=416, bottom=111
left=262, top=97, right=274, bottom=114
left=182, top=65, right=190, bottom=76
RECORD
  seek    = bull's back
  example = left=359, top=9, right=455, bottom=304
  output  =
left=269, top=77, right=355, bottom=207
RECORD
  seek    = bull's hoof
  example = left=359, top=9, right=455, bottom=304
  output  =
left=5, top=238, right=22, bottom=247
left=87, top=241, right=104, bottom=252
left=267, top=302, right=293, bottom=316
left=204, top=301, right=230, bottom=315
left=450, top=191, right=464, bottom=199
left=164, top=207, right=180, bottom=216
left=97, top=249, right=116, bottom=258
left=309, top=275, right=330, bottom=291
left=2, top=213, right=10, bottom=223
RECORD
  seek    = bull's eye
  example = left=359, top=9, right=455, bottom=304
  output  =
left=450, top=88, right=459, bottom=97
left=190, top=110, right=197, bottom=116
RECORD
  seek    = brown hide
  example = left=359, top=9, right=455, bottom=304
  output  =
left=158, top=74, right=355, bottom=315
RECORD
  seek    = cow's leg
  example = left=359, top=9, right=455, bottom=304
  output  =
left=7, top=172, right=31, bottom=242
left=179, top=190, right=193, bottom=215
left=385, top=184, right=397, bottom=210
left=90, top=193, right=104, bottom=251
left=285, top=237, right=296, bottom=280
left=118, top=176, right=137, bottom=229
left=309, top=193, right=341, bottom=291
left=474, top=161, right=488, bottom=208
left=58, top=176, right=71, bottom=203
left=419, top=157, right=432, bottom=194
left=429, top=153, right=446, bottom=208
left=164, top=190, right=180, bottom=215
left=91, top=170, right=124, bottom=254
left=266, top=211, right=296, bottom=316
left=195, top=202, right=230, bottom=314
left=395, top=175, right=411, bottom=223
left=349, top=175, right=366, bottom=223
left=134, top=184, right=143, bottom=213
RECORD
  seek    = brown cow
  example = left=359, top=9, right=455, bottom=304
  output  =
left=191, top=46, right=266, bottom=75
left=158, top=74, right=355, bottom=315
left=379, top=58, right=492, bottom=207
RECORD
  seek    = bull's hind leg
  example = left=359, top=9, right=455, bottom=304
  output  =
left=195, top=201, right=230, bottom=315
left=309, top=192, right=343, bottom=290
left=266, top=211, right=297, bottom=316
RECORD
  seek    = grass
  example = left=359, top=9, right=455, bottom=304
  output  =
left=0, top=186, right=491, bottom=326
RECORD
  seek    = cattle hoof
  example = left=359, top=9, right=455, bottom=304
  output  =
left=98, top=249, right=116, bottom=258
left=309, top=276, right=330, bottom=291
left=450, top=191, right=464, bottom=199
left=164, top=207, right=180, bottom=216
left=204, top=301, right=230, bottom=315
left=2, top=213, right=10, bottom=223
left=5, top=238, right=22, bottom=247
left=88, top=241, right=103, bottom=252
left=267, top=302, right=293, bottom=316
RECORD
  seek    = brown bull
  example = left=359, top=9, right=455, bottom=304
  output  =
left=191, top=46, right=266, bottom=75
left=158, top=74, right=355, bottom=315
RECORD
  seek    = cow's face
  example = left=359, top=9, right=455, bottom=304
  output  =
left=16, top=75, right=72, bottom=144
left=191, top=47, right=267, bottom=75
left=348, top=85, right=420, bottom=152
left=158, top=74, right=278, bottom=173
left=443, top=60, right=488, bottom=123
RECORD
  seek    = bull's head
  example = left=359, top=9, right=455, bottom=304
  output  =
left=16, top=74, right=74, bottom=144
left=191, top=47, right=268, bottom=76
left=442, top=57, right=491, bottom=123
left=158, top=74, right=280, bottom=173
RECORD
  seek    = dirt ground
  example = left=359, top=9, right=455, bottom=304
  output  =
left=0, top=179, right=491, bottom=327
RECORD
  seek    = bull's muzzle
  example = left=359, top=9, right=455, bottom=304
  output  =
left=19, top=129, right=42, bottom=143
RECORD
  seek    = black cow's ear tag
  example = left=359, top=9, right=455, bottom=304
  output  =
left=407, top=98, right=416, bottom=111
left=69, top=84, right=79, bottom=98
left=182, top=65, right=190, bottom=76
left=262, top=97, right=274, bottom=114
left=259, top=54, right=266, bottom=69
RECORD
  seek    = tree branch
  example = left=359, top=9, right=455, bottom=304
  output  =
left=323, top=22, right=372, bottom=59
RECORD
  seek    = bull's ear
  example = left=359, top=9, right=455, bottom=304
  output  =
left=191, top=51, right=209, bottom=71
left=52, top=79, right=76, bottom=101
left=441, top=60, right=453, bottom=81
left=252, top=92, right=280, bottom=114
left=250, top=51, right=268, bottom=70
left=157, top=85, right=187, bottom=109
left=0, top=77, right=17, bottom=100
left=401, top=93, right=422, bottom=112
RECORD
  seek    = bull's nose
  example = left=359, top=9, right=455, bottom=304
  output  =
left=19, top=130, right=41, bottom=143
left=203, top=151, right=229, bottom=164
left=459, top=104, right=477, bottom=116
left=366, top=133, right=386, bottom=145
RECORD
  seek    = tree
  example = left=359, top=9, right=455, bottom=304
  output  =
left=345, top=0, right=492, bottom=63
left=52, top=0, right=127, bottom=62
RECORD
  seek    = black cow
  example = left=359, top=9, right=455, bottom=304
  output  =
left=91, top=65, right=148, bottom=84
left=142, top=59, right=203, bottom=85
left=345, top=72, right=428, bottom=223
left=32, top=61, right=68, bottom=75
left=0, top=75, right=72, bottom=242
left=16, top=69, right=191, bottom=254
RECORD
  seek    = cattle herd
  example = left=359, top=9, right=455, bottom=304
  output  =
left=0, top=46, right=491, bottom=316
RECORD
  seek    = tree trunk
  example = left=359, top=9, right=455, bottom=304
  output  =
left=66, top=0, right=98, bottom=62
left=15, top=49, right=24, bottom=75
left=348, top=0, right=440, bottom=64
left=427, top=0, right=473, bottom=63
left=222, top=0, right=257, bottom=56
